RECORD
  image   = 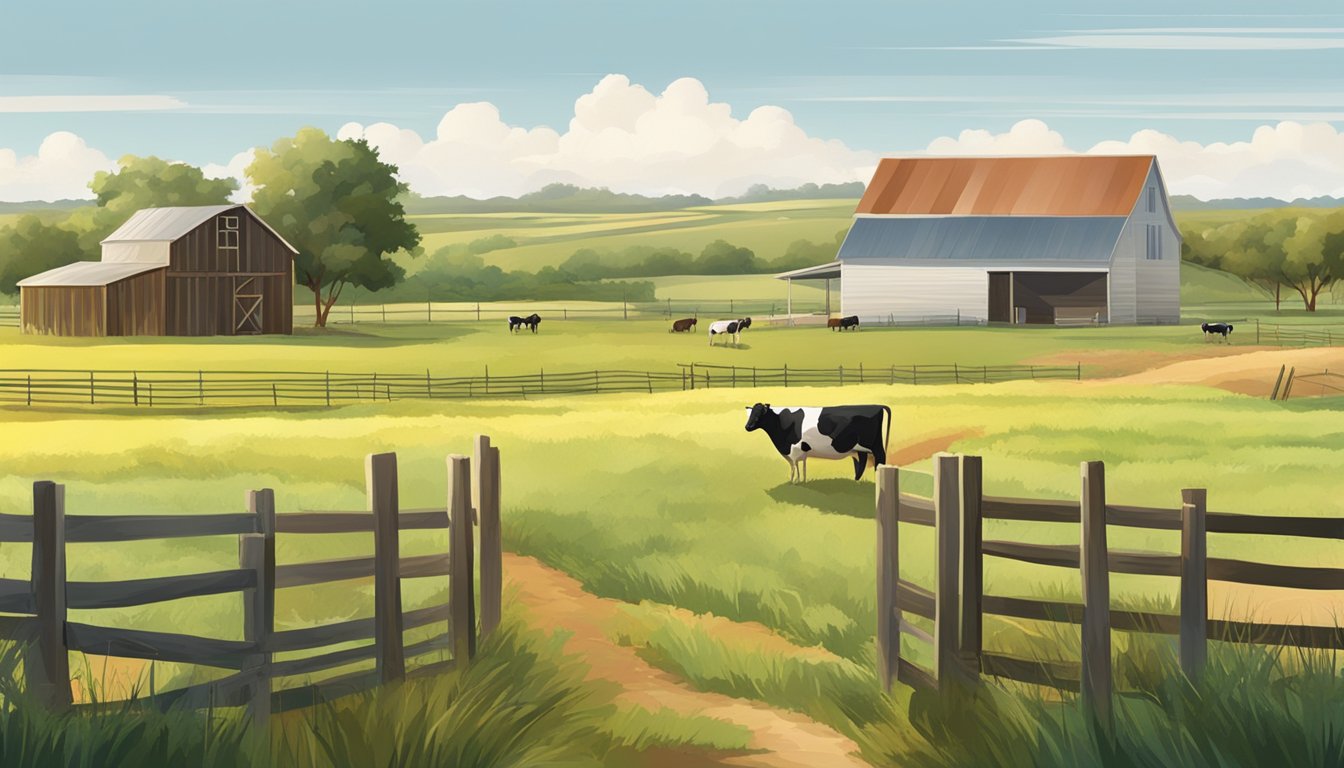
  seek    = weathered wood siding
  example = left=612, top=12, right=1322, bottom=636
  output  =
left=165, top=210, right=293, bottom=335
left=105, top=269, right=166, bottom=336
left=21, top=286, right=106, bottom=336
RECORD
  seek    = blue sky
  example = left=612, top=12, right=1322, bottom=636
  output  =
left=3, top=0, right=1344, bottom=200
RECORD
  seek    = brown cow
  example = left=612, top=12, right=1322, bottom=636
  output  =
left=671, top=317, right=697, bottom=333
left=827, top=318, right=842, bottom=331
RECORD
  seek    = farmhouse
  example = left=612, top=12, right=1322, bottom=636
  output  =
left=19, top=205, right=296, bottom=336
left=777, top=156, right=1181, bottom=325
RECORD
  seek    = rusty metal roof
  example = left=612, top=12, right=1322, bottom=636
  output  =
left=856, top=156, right=1155, bottom=216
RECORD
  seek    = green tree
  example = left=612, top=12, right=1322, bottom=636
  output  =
left=247, top=128, right=421, bottom=327
left=0, top=216, right=85, bottom=295
left=1281, top=211, right=1344, bottom=311
left=694, top=239, right=760, bottom=274
left=64, top=155, right=237, bottom=254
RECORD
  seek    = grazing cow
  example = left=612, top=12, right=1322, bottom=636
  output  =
left=744, top=402, right=891, bottom=484
left=507, top=315, right=526, bottom=333
left=838, top=315, right=860, bottom=331
left=827, top=318, right=842, bottom=330
left=523, top=313, right=542, bottom=333
left=1201, top=322, right=1233, bottom=342
left=708, top=317, right=751, bottom=346
left=671, top=317, right=697, bottom=333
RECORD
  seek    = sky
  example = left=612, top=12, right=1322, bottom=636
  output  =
left=2, top=0, right=1344, bottom=201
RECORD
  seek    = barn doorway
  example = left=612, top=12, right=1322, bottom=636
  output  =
left=232, top=277, right=263, bottom=334
left=988, top=271, right=1108, bottom=325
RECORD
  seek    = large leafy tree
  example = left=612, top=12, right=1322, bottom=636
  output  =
left=0, top=216, right=84, bottom=295
left=64, top=155, right=237, bottom=254
left=247, top=128, right=420, bottom=327
left=1281, top=211, right=1344, bottom=311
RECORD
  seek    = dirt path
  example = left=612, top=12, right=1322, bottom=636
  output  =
left=504, top=553, right=869, bottom=768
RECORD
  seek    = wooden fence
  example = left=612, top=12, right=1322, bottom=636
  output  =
left=293, top=297, right=827, bottom=325
left=1270, top=365, right=1343, bottom=400
left=876, top=456, right=1344, bottom=727
left=2, top=436, right=504, bottom=735
left=0, top=363, right=1081, bottom=407
left=1252, top=320, right=1341, bottom=347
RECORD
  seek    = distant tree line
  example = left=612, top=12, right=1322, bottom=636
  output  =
left=1182, top=208, right=1344, bottom=311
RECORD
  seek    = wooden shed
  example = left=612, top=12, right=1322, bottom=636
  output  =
left=19, top=205, right=296, bottom=336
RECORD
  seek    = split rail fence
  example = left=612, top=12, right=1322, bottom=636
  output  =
left=2, top=436, right=504, bottom=737
left=876, top=456, right=1344, bottom=727
left=0, top=363, right=1081, bottom=407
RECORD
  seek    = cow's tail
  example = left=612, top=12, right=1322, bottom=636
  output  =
left=880, top=405, right=892, bottom=467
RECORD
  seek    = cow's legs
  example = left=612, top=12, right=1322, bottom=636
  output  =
left=852, top=454, right=866, bottom=481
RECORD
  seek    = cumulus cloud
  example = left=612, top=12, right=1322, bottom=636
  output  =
left=338, top=74, right=879, bottom=198
left=0, top=131, right=114, bottom=202
left=925, top=118, right=1344, bottom=200
left=203, top=148, right=259, bottom=203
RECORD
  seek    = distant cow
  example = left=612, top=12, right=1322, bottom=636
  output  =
left=1201, top=322, right=1233, bottom=342
left=671, top=317, right=697, bottom=333
left=839, top=315, right=859, bottom=331
left=827, top=318, right=842, bottom=330
left=708, top=317, right=751, bottom=346
left=507, top=315, right=526, bottom=333
left=524, top=313, right=542, bottom=333
left=745, top=403, right=891, bottom=484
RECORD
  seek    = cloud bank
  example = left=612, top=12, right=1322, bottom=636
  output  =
left=4, top=75, right=1344, bottom=203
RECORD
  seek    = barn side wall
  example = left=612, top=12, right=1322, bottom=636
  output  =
left=165, top=209, right=293, bottom=335
left=840, top=263, right=990, bottom=323
left=104, top=269, right=166, bottom=336
left=20, top=286, right=106, bottom=336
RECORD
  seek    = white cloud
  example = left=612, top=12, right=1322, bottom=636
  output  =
left=203, top=148, right=258, bottom=203
left=0, top=131, right=114, bottom=202
left=338, top=74, right=878, bottom=198
left=1009, top=34, right=1344, bottom=51
left=0, top=95, right=187, bottom=113
left=925, top=118, right=1344, bottom=200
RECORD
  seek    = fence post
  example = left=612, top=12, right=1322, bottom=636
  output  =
left=784, top=364, right=789, bottom=387
left=272, top=383, right=277, bottom=407
left=474, top=436, right=502, bottom=640
left=89, top=371, right=94, bottom=404
left=1080, top=460, right=1112, bottom=730
left=325, top=371, right=331, bottom=407
left=198, top=370, right=204, bottom=406
left=133, top=371, right=139, bottom=407
left=485, top=365, right=490, bottom=396
left=876, top=465, right=900, bottom=692
left=241, top=489, right=276, bottom=734
left=1270, top=364, right=1285, bottom=400
left=367, top=453, right=405, bottom=682
left=933, top=455, right=961, bottom=687
left=27, top=374, right=31, bottom=406
left=1282, top=366, right=1297, bottom=401
left=427, top=301, right=432, bottom=323
left=958, top=455, right=983, bottom=681
left=1180, top=488, right=1208, bottom=683
left=1256, top=318, right=1261, bottom=345
left=29, top=481, right=71, bottom=709
left=372, top=372, right=378, bottom=403
left=449, top=454, right=477, bottom=663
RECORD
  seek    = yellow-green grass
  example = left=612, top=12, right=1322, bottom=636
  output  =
left=0, top=313, right=1254, bottom=376
left=2, top=382, right=1340, bottom=670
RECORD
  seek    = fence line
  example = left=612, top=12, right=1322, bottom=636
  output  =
left=2, top=438, right=504, bottom=734
left=291, top=297, right=828, bottom=325
left=0, top=363, right=1082, bottom=408
left=876, top=456, right=1344, bottom=728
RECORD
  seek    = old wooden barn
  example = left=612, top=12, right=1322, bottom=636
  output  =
left=19, top=205, right=296, bottom=336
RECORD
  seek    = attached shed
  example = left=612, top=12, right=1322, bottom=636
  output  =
left=20, top=205, right=297, bottom=336
left=778, top=155, right=1181, bottom=325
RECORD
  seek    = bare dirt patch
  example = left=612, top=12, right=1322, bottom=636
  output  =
left=891, top=428, right=983, bottom=466
left=505, top=553, right=869, bottom=768
left=1110, top=347, right=1344, bottom=397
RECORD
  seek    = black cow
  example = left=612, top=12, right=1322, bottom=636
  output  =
left=744, top=403, right=891, bottom=484
left=838, top=315, right=860, bottom=331
left=1201, top=322, right=1233, bottom=342
left=507, top=315, right=526, bottom=333
left=524, top=313, right=542, bottom=333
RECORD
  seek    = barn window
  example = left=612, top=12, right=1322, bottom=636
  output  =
left=1146, top=187, right=1157, bottom=213
left=218, top=216, right=239, bottom=249
left=1146, top=224, right=1162, bottom=260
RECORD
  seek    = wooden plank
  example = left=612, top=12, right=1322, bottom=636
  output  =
left=982, top=496, right=1078, bottom=524
left=241, top=488, right=275, bottom=733
left=980, top=651, right=1081, bottom=692
left=1207, top=512, right=1344, bottom=540
left=275, top=556, right=374, bottom=588
left=897, top=494, right=935, bottom=527
left=958, top=455, right=983, bottom=681
left=274, top=509, right=447, bottom=534
left=981, top=540, right=1179, bottom=576
left=934, top=454, right=959, bottom=687
left=67, top=569, right=256, bottom=610
left=66, top=513, right=256, bottom=542
left=896, top=658, right=937, bottom=691
left=271, top=669, right=381, bottom=714
left=1180, top=488, right=1208, bottom=683
left=29, top=481, right=71, bottom=708
left=0, top=614, right=37, bottom=641
left=1107, top=504, right=1180, bottom=531
left=400, top=553, right=452, bottom=579
left=271, top=616, right=375, bottom=654
left=0, top=513, right=33, bottom=542
left=368, top=452, right=405, bottom=683
left=1208, top=618, right=1344, bottom=649
left=449, top=454, right=477, bottom=663
left=0, top=577, right=35, bottom=614
left=1079, top=460, right=1112, bottom=727
left=897, top=579, right=936, bottom=620
left=142, top=669, right=257, bottom=711
left=983, top=594, right=1180, bottom=635
left=1207, top=557, right=1344, bottom=590
left=270, top=643, right=377, bottom=678
left=475, top=436, right=503, bottom=640
left=404, top=601, right=453, bottom=631
left=65, top=622, right=254, bottom=669
left=875, top=464, right=900, bottom=691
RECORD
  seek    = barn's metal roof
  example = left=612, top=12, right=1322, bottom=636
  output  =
left=17, top=261, right=165, bottom=287
left=856, top=156, right=1154, bottom=217
left=102, top=205, right=238, bottom=243
left=775, top=262, right=842, bottom=280
left=834, top=216, right=1127, bottom=263
left=100, top=205, right=299, bottom=253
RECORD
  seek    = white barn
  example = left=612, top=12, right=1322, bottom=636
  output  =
left=777, top=155, right=1181, bottom=325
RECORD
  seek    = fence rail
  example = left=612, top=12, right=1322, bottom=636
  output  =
left=876, top=456, right=1344, bottom=727
left=3, top=436, right=505, bottom=738
left=293, top=297, right=828, bottom=325
left=0, top=363, right=1081, bottom=408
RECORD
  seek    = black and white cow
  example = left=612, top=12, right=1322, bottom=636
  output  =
left=507, top=315, right=526, bottom=333
left=1201, top=322, right=1233, bottom=342
left=708, top=317, right=751, bottom=346
left=744, top=403, right=891, bottom=483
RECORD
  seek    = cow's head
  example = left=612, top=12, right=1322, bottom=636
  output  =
left=739, top=317, right=752, bottom=329
left=744, top=402, right=770, bottom=431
